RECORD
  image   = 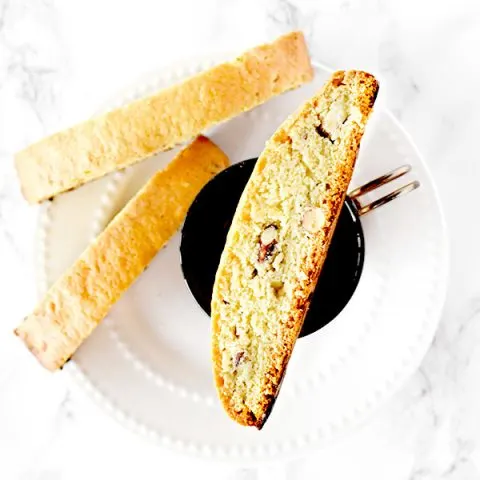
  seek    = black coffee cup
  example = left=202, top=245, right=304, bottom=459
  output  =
left=180, top=159, right=419, bottom=337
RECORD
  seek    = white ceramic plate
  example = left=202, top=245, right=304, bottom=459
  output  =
left=36, top=57, right=448, bottom=462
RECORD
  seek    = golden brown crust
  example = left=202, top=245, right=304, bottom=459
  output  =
left=15, top=31, right=313, bottom=204
left=14, top=136, right=229, bottom=370
left=211, top=71, right=379, bottom=428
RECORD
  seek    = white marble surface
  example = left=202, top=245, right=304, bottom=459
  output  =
left=1, top=0, right=480, bottom=478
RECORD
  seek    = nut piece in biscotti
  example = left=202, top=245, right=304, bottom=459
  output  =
left=15, top=31, right=313, bottom=204
left=211, top=71, right=379, bottom=428
left=14, top=136, right=229, bottom=371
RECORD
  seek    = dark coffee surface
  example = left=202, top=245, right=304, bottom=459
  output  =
left=180, top=159, right=364, bottom=338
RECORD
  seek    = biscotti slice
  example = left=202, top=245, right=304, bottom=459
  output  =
left=15, top=136, right=229, bottom=371
left=211, top=71, right=379, bottom=428
left=15, top=31, right=312, bottom=204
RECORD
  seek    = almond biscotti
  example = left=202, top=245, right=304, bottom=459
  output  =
left=211, top=71, right=379, bottom=428
left=15, top=136, right=229, bottom=371
left=15, top=31, right=312, bottom=204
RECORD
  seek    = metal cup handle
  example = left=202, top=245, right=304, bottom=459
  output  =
left=349, top=165, right=420, bottom=217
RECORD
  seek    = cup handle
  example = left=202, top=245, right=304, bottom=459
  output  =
left=349, top=165, right=420, bottom=216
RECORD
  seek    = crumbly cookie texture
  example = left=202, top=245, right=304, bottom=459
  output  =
left=15, top=31, right=312, bottom=204
left=15, top=136, right=229, bottom=371
left=211, top=71, right=379, bottom=428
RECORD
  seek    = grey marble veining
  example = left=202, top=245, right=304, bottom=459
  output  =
left=1, top=0, right=480, bottom=478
